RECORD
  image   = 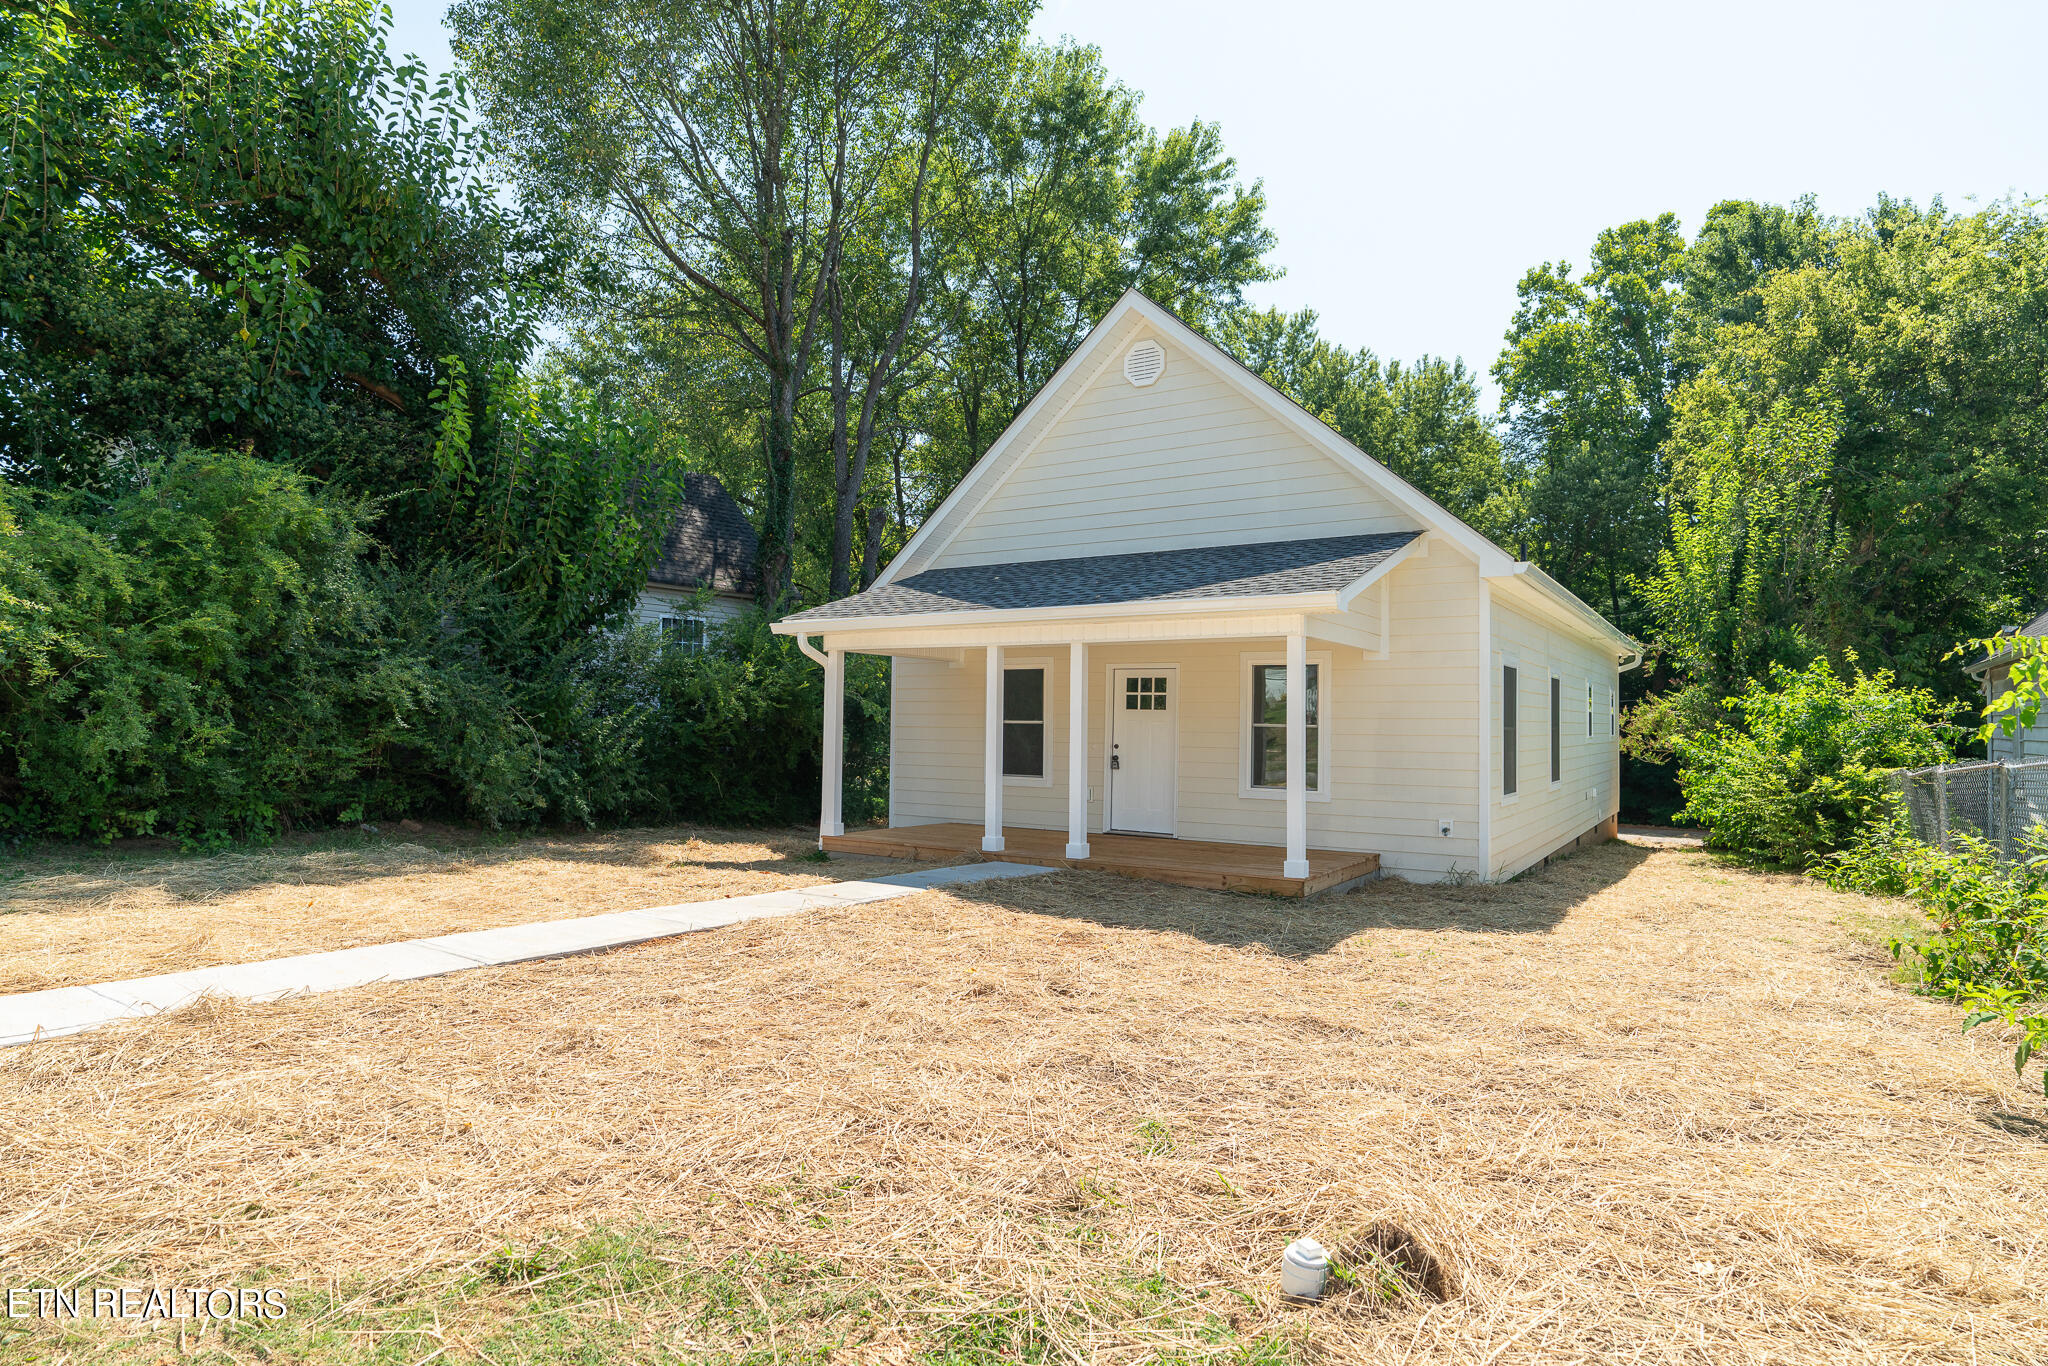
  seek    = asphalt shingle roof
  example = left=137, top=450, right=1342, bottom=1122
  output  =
left=780, top=531, right=1422, bottom=624
left=650, top=472, right=758, bottom=595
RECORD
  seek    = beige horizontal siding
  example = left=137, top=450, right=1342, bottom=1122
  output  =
left=1488, top=596, right=1622, bottom=879
left=930, top=343, right=1420, bottom=569
left=632, top=588, right=752, bottom=631
left=887, top=552, right=1488, bottom=882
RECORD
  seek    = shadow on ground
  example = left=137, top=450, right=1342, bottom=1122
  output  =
left=941, top=839, right=1654, bottom=958
left=0, top=825, right=884, bottom=916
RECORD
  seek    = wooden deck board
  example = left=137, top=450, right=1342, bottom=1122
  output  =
left=821, top=823, right=1379, bottom=897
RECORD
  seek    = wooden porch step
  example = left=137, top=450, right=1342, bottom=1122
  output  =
left=822, top=823, right=1379, bottom=898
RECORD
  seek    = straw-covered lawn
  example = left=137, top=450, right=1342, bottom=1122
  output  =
left=0, top=825, right=926, bottom=994
left=4, top=838, right=2047, bottom=1363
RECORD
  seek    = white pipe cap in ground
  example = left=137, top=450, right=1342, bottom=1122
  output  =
left=1280, top=1237, right=1330, bottom=1299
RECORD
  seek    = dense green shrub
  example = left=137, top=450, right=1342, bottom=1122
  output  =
left=0, top=455, right=876, bottom=842
left=1821, top=823, right=2048, bottom=1094
left=1671, top=657, right=1956, bottom=867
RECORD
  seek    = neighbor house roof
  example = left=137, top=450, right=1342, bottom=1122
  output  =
left=649, top=472, right=758, bottom=596
left=778, top=532, right=1421, bottom=626
left=1966, top=605, right=2048, bottom=675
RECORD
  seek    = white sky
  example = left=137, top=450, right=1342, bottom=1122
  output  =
left=384, top=0, right=2048, bottom=389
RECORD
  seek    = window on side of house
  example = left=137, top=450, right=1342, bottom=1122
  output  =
left=1249, top=662, right=1322, bottom=792
left=1610, top=685, right=1617, bottom=737
left=1502, top=665, right=1518, bottom=796
left=1587, top=681, right=1595, bottom=737
left=659, top=615, right=708, bottom=651
left=1002, top=666, right=1045, bottom=778
left=1550, top=674, right=1562, bottom=784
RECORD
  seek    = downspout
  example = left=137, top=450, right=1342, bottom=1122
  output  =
left=1477, top=577, right=1492, bottom=883
left=794, top=635, right=829, bottom=668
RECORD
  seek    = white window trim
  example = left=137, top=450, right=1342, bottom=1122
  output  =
left=1001, top=655, right=1055, bottom=787
left=1548, top=668, right=1564, bottom=790
left=1587, top=680, right=1595, bottom=739
left=1499, top=652, right=1521, bottom=804
left=1237, top=649, right=1334, bottom=802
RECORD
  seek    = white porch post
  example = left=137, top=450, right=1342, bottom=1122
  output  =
left=983, top=643, right=1006, bottom=852
left=820, top=647, right=845, bottom=843
left=1284, top=627, right=1310, bottom=879
left=1066, top=641, right=1090, bottom=860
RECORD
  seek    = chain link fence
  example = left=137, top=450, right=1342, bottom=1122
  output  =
left=1895, top=760, right=2048, bottom=860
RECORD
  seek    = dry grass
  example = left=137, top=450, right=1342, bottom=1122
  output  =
left=5, top=841, right=2048, bottom=1363
left=0, top=824, right=929, bottom=993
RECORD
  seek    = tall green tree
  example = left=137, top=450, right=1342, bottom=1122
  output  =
left=1493, top=215, right=1688, bottom=632
left=1213, top=305, right=1511, bottom=538
left=451, top=0, right=1031, bottom=603
left=1645, top=199, right=2048, bottom=703
left=0, top=0, right=554, bottom=492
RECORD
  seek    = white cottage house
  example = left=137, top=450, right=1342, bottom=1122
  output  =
left=773, top=291, right=1640, bottom=891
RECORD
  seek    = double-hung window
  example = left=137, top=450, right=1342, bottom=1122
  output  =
left=1241, top=656, right=1327, bottom=796
left=659, top=615, right=707, bottom=652
left=1502, top=665, right=1518, bottom=797
left=1002, top=666, right=1045, bottom=779
left=1587, top=681, right=1595, bottom=738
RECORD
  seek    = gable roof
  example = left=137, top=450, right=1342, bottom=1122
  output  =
left=793, top=289, right=1633, bottom=658
left=878, top=290, right=1517, bottom=589
left=779, top=532, right=1421, bottom=625
left=649, top=472, right=758, bottom=596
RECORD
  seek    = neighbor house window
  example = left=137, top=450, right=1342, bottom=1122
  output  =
left=659, top=615, right=707, bottom=651
left=1002, top=667, right=1045, bottom=778
left=1502, top=665, right=1518, bottom=796
left=1550, top=674, right=1562, bottom=784
left=1243, top=658, right=1326, bottom=795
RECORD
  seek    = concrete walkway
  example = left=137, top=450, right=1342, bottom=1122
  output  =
left=0, top=861, right=1050, bottom=1048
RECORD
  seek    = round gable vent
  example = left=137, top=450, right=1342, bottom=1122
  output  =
left=1123, top=339, right=1166, bottom=387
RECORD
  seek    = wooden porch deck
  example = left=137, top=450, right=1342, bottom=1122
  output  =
left=822, top=823, right=1380, bottom=897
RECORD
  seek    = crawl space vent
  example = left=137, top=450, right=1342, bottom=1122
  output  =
left=1123, top=339, right=1166, bottom=387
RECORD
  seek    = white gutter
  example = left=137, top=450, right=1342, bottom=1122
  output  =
left=792, top=635, right=828, bottom=667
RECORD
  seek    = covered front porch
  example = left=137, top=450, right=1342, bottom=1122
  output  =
left=777, top=533, right=1432, bottom=897
left=823, top=822, right=1381, bottom=898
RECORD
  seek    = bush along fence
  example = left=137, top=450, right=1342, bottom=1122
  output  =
left=1894, top=760, right=2048, bottom=863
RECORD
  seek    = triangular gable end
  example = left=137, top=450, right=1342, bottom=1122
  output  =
left=881, top=291, right=1513, bottom=586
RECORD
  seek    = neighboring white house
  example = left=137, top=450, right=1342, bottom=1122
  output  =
left=1968, top=607, right=2048, bottom=763
left=634, top=472, right=758, bottom=646
left=773, top=290, right=1641, bottom=885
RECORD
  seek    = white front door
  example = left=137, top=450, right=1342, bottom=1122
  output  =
left=1109, top=667, right=1177, bottom=834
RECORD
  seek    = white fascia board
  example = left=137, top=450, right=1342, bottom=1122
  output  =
left=1489, top=563, right=1640, bottom=664
left=770, top=589, right=1341, bottom=638
left=1333, top=535, right=1426, bottom=612
left=870, top=295, right=1145, bottom=589
left=821, top=611, right=1318, bottom=654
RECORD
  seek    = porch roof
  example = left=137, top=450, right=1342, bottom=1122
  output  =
left=778, top=531, right=1421, bottom=628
